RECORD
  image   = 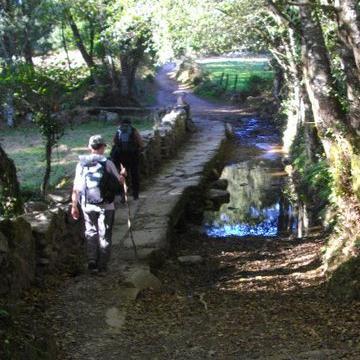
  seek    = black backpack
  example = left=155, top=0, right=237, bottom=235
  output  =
left=115, top=126, right=138, bottom=153
left=83, top=160, right=122, bottom=205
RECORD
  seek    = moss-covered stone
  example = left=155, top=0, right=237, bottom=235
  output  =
left=0, top=217, right=35, bottom=298
left=327, top=257, right=360, bottom=301
left=351, top=153, right=360, bottom=201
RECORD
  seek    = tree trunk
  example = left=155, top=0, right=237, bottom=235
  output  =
left=304, top=122, right=321, bottom=164
left=23, top=29, right=34, bottom=66
left=300, top=1, right=359, bottom=199
left=3, top=92, right=14, bottom=128
left=128, top=59, right=139, bottom=98
left=299, top=2, right=352, bottom=146
left=333, top=3, right=360, bottom=135
left=67, top=12, right=95, bottom=68
left=41, top=138, right=52, bottom=197
left=120, top=55, right=131, bottom=97
left=301, top=85, right=320, bottom=164
left=272, top=60, right=284, bottom=102
left=337, top=41, right=360, bottom=135
left=334, top=0, right=360, bottom=72
left=61, top=22, right=72, bottom=69
left=0, top=143, right=23, bottom=216
left=0, top=12, right=16, bottom=128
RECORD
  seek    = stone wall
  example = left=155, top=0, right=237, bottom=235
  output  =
left=0, top=206, right=83, bottom=299
left=0, top=105, right=191, bottom=299
left=139, top=106, right=188, bottom=177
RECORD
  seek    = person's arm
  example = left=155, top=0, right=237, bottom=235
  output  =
left=120, top=163, right=127, bottom=178
left=71, top=164, right=82, bottom=220
left=134, top=128, right=144, bottom=150
left=71, top=188, right=80, bottom=220
left=107, top=160, right=125, bottom=185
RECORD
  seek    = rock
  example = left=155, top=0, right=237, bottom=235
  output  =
left=105, top=307, right=126, bottom=329
left=47, top=190, right=71, bottom=204
left=106, top=112, right=119, bottom=122
left=24, top=201, right=48, bottom=213
left=0, top=217, right=35, bottom=297
left=161, top=109, right=186, bottom=127
left=210, top=179, right=228, bottom=190
left=99, top=110, right=119, bottom=122
left=57, top=144, right=70, bottom=153
left=225, top=122, right=235, bottom=138
left=207, top=189, right=230, bottom=205
left=178, top=255, right=204, bottom=264
left=37, top=258, right=50, bottom=266
left=126, top=267, right=162, bottom=291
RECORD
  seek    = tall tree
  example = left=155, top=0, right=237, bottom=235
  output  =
left=0, top=143, right=23, bottom=216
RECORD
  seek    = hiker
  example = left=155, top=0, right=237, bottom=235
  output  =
left=176, top=92, right=196, bottom=132
left=110, top=118, right=144, bottom=200
left=71, top=134, right=125, bottom=274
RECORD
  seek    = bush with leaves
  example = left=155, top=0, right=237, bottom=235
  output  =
left=0, top=64, right=76, bottom=197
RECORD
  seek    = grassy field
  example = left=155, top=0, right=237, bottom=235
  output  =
left=1, top=118, right=153, bottom=195
left=195, top=58, right=273, bottom=99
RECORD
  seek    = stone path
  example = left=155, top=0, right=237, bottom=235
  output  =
left=155, top=62, right=244, bottom=118
left=49, top=66, right=227, bottom=359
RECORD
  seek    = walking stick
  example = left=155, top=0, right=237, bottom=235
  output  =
left=123, top=179, right=138, bottom=260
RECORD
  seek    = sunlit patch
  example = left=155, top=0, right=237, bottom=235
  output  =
left=202, top=117, right=305, bottom=239
left=205, top=205, right=280, bottom=237
left=71, top=147, right=88, bottom=151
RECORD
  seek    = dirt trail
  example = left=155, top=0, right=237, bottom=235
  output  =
left=117, top=232, right=360, bottom=359
left=113, top=64, right=360, bottom=359
left=155, top=63, right=244, bottom=118
left=6, top=64, right=359, bottom=360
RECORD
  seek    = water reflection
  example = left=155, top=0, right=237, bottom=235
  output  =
left=204, top=160, right=295, bottom=237
left=203, top=116, right=316, bottom=238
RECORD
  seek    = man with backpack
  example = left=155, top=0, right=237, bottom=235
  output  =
left=110, top=118, right=144, bottom=200
left=71, top=134, right=125, bottom=274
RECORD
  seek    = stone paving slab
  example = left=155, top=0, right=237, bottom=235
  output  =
left=111, top=118, right=225, bottom=260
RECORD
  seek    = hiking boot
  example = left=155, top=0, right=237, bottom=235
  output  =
left=88, top=261, right=98, bottom=275
left=97, top=266, right=108, bottom=277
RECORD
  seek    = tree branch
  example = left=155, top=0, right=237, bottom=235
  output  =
left=267, top=0, right=297, bottom=30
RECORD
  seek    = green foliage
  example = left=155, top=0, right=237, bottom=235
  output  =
left=327, top=257, right=360, bottom=301
left=0, top=0, right=56, bottom=61
left=0, top=64, right=82, bottom=195
left=1, top=118, right=153, bottom=195
left=291, top=128, right=332, bottom=205
left=192, top=59, right=273, bottom=100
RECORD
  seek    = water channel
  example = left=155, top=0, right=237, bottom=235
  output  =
left=203, top=117, right=312, bottom=238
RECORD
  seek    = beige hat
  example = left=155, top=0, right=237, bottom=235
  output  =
left=88, top=134, right=106, bottom=148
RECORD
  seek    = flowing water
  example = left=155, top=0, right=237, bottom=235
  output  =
left=204, top=117, right=311, bottom=238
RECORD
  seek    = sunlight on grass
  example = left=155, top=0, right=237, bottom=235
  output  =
left=1, top=118, right=153, bottom=194
left=195, top=59, right=273, bottom=99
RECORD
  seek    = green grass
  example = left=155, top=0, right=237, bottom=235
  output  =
left=1, top=118, right=153, bottom=194
left=195, top=59, right=274, bottom=99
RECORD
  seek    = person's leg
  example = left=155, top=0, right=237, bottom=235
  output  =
left=97, top=209, right=115, bottom=271
left=83, top=211, right=100, bottom=269
left=130, top=157, right=140, bottom=199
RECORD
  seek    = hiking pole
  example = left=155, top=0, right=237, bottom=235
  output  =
left=123, top=179, right=139, bottom=260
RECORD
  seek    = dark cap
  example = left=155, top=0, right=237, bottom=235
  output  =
left=121, top=118, right=132, bottom=124
left=88, top=134, right=106, bottom=148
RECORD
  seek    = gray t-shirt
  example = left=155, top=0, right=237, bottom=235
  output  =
left=73, top=154, right=120, bottom=211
